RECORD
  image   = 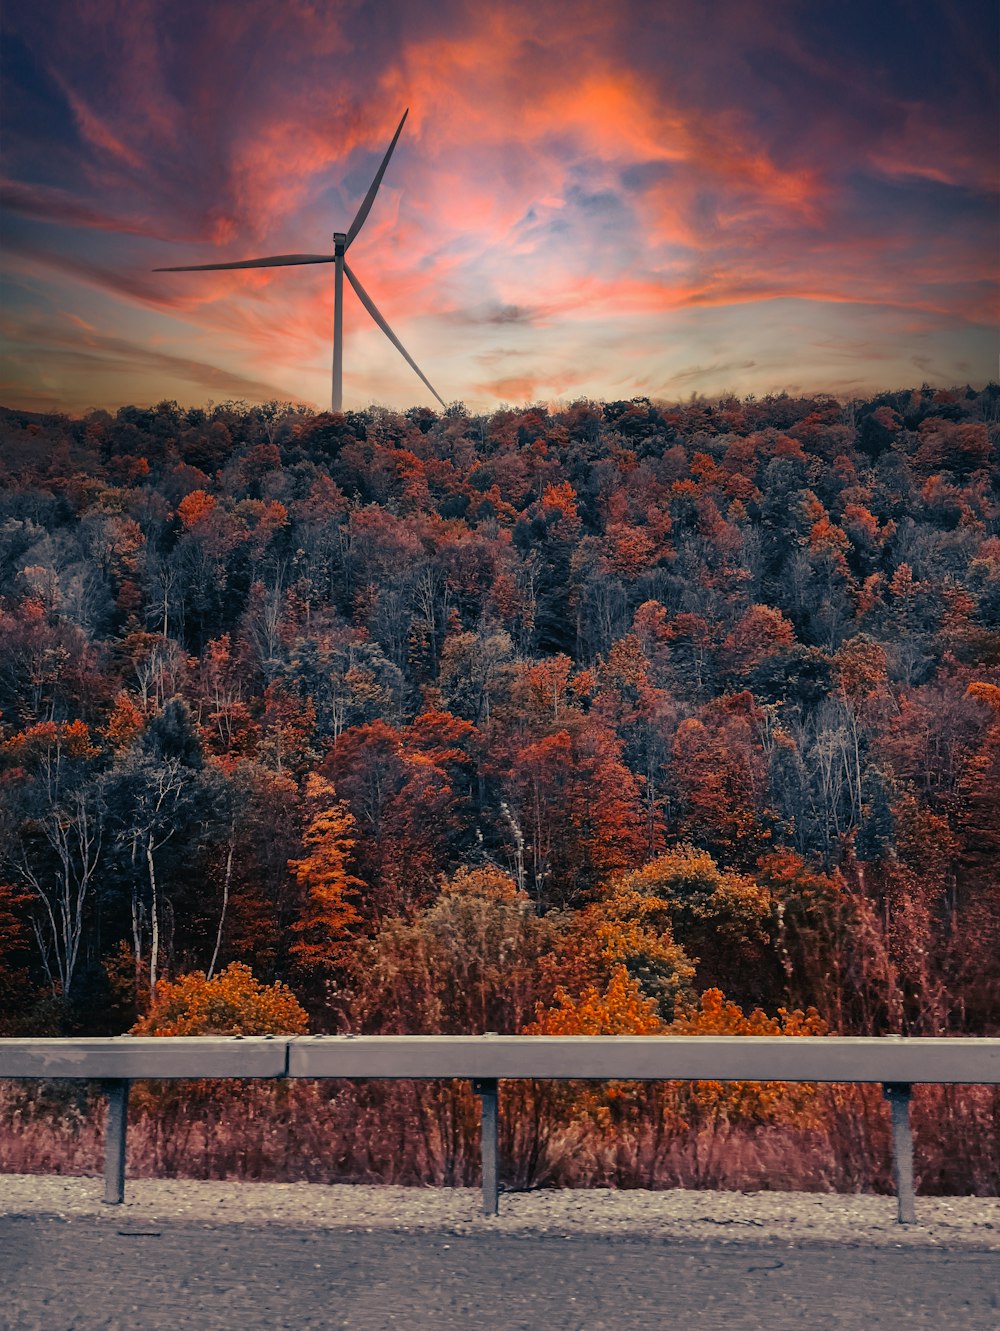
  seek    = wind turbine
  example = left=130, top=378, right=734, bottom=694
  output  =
left=154, top=109, right=443, bottom=412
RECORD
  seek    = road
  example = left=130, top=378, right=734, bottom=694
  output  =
left=1, top=1216, right=998, bottom=1330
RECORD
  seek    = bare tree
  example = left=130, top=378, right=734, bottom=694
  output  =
left=15, top=785, right=105, bottom=1000
left=109, top=754, right=193, bottom=999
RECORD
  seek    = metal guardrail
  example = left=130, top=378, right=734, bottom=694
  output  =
left=2, top=1036, right=289, bottom=1080
left=3, top=1035, right=999, bottom=1223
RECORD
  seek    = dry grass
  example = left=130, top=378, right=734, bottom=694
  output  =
left=2, top=1079, right=997, bottom=1196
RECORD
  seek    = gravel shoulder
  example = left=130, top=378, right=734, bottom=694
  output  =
left=2, top=1174, right=997, bottom=1249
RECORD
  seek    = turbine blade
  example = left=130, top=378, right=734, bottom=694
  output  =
left=154, top=253, right=335, bottom=272
left=345, top=109, right=408, bottom=249
left=344, top=261, right=445, bottom=409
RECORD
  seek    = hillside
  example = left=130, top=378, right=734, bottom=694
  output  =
left=1, top=387, right=998, bottom=1043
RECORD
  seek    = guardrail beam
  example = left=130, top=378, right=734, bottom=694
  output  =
left=2, top=1035, right=999, bottom=1084
left=0, top=1035, right=288, bottom=1080
left=2, top=1033, right=998, bottom=1228
left=284, top=1034, right=1000, bottom=1084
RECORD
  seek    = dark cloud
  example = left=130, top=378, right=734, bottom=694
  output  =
left=1, top=313, right=300, bottom=403
left=485, top=304, right=538, bottom=325
left=666, top=360, right=758, bottom=385
left=4, top=234, right=196, bottom=311
left=448, top=303, right=543, bottom=327
left=0, top=180, right=160, bottom=236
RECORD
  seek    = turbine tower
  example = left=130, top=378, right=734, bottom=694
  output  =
left=154, top=109, right=443, bottom=413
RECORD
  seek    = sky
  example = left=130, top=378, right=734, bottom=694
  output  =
left=0, top=0, right=997, bottom=415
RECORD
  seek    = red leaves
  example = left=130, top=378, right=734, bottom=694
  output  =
left=497, top=719, right=645, bottom=904
left=722, top=605, right=795, bottom=674
left=176, top=489, right=217, bottom=528
left=324, top=715, right=473, bottom=914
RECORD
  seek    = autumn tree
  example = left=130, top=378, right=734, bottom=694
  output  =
left=133, top=961, right=308, bottom=1036
left=2, top=386, right=999, bottom=1080
left=612, top=847, right=775, bottom=1009
left=351, top=866, right=563, bottom=1034
left=666, top=987, right=826, bottom=1134
left=525, top=965, right=663, bottom=1035
left=288, top=775, right=364, bottom=981
left=494, top=719, right=644, bottom=907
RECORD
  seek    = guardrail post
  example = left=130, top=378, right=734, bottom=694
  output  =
left=472, top=1077, right=499, bottom=1216
left=883, top=1082, right=916, bottom=1224
left=102, top=1079, right=129, bottom=1205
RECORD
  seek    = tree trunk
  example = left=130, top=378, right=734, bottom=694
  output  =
left=147, top=836, right=159, bottom=1000
left=207, top=841, right=234, bottom=980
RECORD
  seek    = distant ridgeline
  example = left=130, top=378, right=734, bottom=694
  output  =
left=0, top=388, right=997, bottom=1052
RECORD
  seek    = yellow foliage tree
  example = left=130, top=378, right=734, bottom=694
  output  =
left=609, top=845, right=773, bottom=1001
left=553, top=890, right=696, bottom=1020
left=618, top=846, right=771, bottom=945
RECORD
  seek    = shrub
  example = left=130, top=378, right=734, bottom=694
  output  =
left=132, top=962, right=308, bottom=1036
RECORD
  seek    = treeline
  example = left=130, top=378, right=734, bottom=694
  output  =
left=1, top=386, right=998, bottom=1044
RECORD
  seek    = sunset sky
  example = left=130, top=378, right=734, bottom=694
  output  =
left=1, top=0, right=996, bottom=415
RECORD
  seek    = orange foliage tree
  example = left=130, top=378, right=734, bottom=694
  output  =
left=132, top=962, right=307, bottom=1036
left=668, top=987, right=826, bottom=1127
left=289, top=775, right=365, bottom=979
left=524, top=965, right=662, bottom=1036
left=553, top=882, right=696, bottom=1021
left=524, top=975, right=827, bottom=1189
left=128, top=962, right=308, bottom=1131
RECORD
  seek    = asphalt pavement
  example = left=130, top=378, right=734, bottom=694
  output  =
left=2, top=1215, right=998, bottom=1331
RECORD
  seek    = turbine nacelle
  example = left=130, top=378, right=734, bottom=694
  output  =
left=154, top=109, right=444, bottom=412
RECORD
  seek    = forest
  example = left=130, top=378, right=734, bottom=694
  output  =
left=1, top=385, right=998, bottom=1193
